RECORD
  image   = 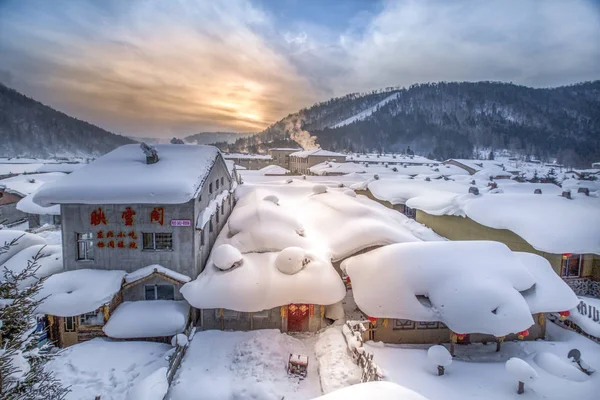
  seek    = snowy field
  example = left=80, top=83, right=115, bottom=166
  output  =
left=366, top=323, right=599, bottom=400
left=46, top=338, right=172, bottom=400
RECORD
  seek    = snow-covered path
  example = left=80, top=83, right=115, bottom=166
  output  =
left=168, top=329, right=323, bottom=400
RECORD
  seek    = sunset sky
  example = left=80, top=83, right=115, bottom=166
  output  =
left=1, top=0, right=599, bottom=137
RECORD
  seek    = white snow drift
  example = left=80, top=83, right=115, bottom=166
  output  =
left=342, top=241, right=577, bottom=336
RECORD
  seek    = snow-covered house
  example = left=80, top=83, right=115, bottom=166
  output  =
left=37, top=265, right=191, bottom=347
left=181, top=182, right=442, bottom=332
left=444, top=159, right=514, bottom=179
left=406, top=190, right=600, bottom=298
left=222, top=153, right=272, bottom=170
left=342, top=241, right=578, bottom=345
left=0, top=172, right=66, bottom=228
left=32, top=144, right=233, bottom=279
left=288, top=149, right=346, bottom=175
left=268, top=147, right=302, bottom=170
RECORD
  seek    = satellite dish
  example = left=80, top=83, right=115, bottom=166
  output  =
left=568, top=349, right=581, bottom=362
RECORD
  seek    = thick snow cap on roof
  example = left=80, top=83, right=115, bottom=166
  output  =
left=0, top=172, right=66, bottom=198
left=181, top=250, right=345, bottom=312
left=515, top=252, right=578, bottom=313
left=368, top=178, right=474, bottom=206
left=343, top=241, right=542, bottom=336
left=36, top=269, right=126, bottom=316
left=32, top=144, right=220, bottom=206
left=0, top=231, right=45, bottom=265
left=124, top=264, right=190, bottom=284
left=406, top=189, right=600, bottom=255
left=290, top=149, right=346, bottom=158
left=2, top=244, right=63, bottom=288
left=103, top=300, right=189, bottom=338
left=16, top=193, right=60, bottom=215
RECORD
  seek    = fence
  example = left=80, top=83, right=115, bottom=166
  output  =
left=343, top=321, right=384, bottom=383
left=166, top=326, right=195, bottom=385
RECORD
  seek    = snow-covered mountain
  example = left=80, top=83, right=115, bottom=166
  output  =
left=229, top=81, right=600, bottom=167
left=0, top=83, right=134, bottom=158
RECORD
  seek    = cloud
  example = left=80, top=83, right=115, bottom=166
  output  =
left=1, top=0, right=598, bottom=137
left=0, top=0, right=319, bottom=136
left=327, top=0, right=600, bottom=93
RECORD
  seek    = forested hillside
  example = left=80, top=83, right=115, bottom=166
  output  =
left=229, top=81, right=600, bottom=167
left=0, top=84, right=134, bottom=158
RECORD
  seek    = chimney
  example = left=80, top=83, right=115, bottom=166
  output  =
left=469, top=186, right=479, bottom=195
left=425, top=177, right=431, bottom=182
left=488, top=182, right=498, bottom=189
left=534, top=189, right=542, bottom=194
left=578, top=187, right=590, bottom=196
left=470, top=180, right=476, bottom=185
left=140, top=142, right=159, bottom=164
left=561, top=189, right=572, bottom=199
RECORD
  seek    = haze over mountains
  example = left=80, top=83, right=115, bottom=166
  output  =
left=2, top=81, right=599, bottom=167
left=229, top=81, right=600, bottom=167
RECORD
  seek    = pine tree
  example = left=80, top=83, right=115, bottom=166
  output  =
left=0, top=237, right=69, bottom=399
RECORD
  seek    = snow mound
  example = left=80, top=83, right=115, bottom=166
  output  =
left=312, top=184, right=328, bottom=194
left=505, top=357, right=538, bottom=382
left=171, top=333, right=189, bottom=347
left=275, top=247, right=307, bottom=275
left=213, top=244, right=243, bottom=271
left=127, top=367, right=168, bottom=400
left=343, top=189, right=356, bottom=197
left=2, top=244, right=63, bottom=288
left=533, top=352, right=589, bottom=382
left=313, top=381, right=430, bottom=400
left=427, top=345, right=452, bottom=367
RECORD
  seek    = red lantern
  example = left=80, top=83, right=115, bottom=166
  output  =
left=456, top=333, right=466, bottom=341
left=367, top=316, right=378, bottom=323
left=517, top=329, right=529, bottom=340
left=558, top=311, right=570, bottom=320
left=345, top=276, right=351, bottom=283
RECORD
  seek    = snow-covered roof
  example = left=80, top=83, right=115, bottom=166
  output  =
left=32, top=145, right=220, bottom=206
left=124, top=264, right=191, bottom=284
left=182, top=181, right=443, bottom=312
left=408, top=192, right=600, bottom=255
left=258, top=165, right=290, bottom=175
left=269, top=147, right=302, bottom=151
left=342, top=241, right=573, bottom=336
left=2, top=244, right=63, bottom=289
left=568, top=296, right=600, bottom=338
left=222, top=153, right=272, bottom=160
left=0, top=172, right=66, bottom=198
left=36, top=163, right=85, bottom=174
left=16, top=193, right=60, bottom=215
left=103, top=300, right=189, bottom=338
left=289, top=149, right=346, bottom=158
left=310, top=162, right=468, bottom=177
left=367, top=178, right=478, bottom=206
left=36, top=269, right=126, bottom=316
left=0, top=230, right=46, bottom=265
left=515, top=252, right=578, bottom=314
left=346, top=154, right=437, bottom=165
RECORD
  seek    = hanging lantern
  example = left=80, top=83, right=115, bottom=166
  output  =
left=558, top=311, right=570, bottom=320
left=517, top=329, right=529, bottom=340
left=345, top=276, right=351, bottom=283
left=367, top=316, right=378, bottom=325
left=456, top=333, right=466, bottom=341
left=562, top=253, right=572, bottom=260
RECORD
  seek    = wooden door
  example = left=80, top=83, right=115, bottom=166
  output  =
left=287, top=304, right=310, bottom=332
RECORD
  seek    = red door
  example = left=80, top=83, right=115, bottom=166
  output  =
left=287, top=304, right=310, bottom=332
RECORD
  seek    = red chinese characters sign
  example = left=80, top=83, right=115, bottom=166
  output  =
left=121, top=207, right=136, bottom=226
left=150, top=207, right=164, bottom=225
left=91, top=208, right=107, bottom=226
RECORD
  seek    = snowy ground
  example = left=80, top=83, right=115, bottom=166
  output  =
left=46, top=338, right=172, bottom=400
left=168, top=329, right=322, bottom=400
left=365, top=323, right=600, bottom=400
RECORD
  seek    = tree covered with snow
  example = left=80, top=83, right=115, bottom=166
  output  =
left=0, top=236, right=69, bottom=399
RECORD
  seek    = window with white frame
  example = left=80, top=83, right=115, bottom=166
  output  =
left=76, top=232, right=94, bottom=260
left=144, top=284, right=175, bottom=300
left=561, top=254, right=582, bottom=278
left=64, top=316, right=76, bottom=332
left=142, top=232, right=173, bottom=250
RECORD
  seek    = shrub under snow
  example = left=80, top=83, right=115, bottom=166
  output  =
left=312, top=184, right=328, bottom=194
left=263, top=195, right=279, bottom=205
left=213, top=244, right=243, bottom=271
left=276, top=247, right=308, bottom=275
left=427, top=345, right=452, bottom=367
left=506, top=357, right=538, bottom=382
left=171, top=333, right=189, bottom=347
